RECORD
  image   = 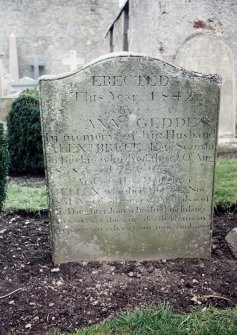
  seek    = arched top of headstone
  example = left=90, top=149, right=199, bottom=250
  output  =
left=175, top=33, right=235, bottom=139
left=40, top=52, right=221, bottom=83
left=175, top=33, right=234, bottom=76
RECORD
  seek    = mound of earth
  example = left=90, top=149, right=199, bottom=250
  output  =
left=0, top=211, right=236, bottom=335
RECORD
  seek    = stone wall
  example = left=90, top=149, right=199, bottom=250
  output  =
left=129, top=0, right=237, bottom=63
left=106, top=0, right=237, bottom=140
left=136, top=0, right=237, bottom=62
left=107, top=0, right=237, bottom=65
left=0, top=0, right=118, bottom=80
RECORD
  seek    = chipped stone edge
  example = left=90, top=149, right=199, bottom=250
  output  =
left=39, top=52, right=222, bottom=84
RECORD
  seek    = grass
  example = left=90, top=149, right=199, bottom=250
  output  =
left=3, top=158, right=237, bottom=212
left=48, top=306, right=237, bottom=335
left=215, top=158, right=237, bottom=209
left=4, top=184, right=47, bottom=212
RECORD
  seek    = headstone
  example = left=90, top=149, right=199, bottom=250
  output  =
left=225, top=228, right=237, bottom=258
left=40, top=53, right=220, bottom=264
left=9, top=33, right=19, bottom=81
left=10, top=77, right=37, bottom=95
left=175, top=34, right=235, bottom=143
left=62, top=50, right=85, bottom=71
left=31, top=55, right=44, bottom=80
left=0, top=97, right=14, bottom=123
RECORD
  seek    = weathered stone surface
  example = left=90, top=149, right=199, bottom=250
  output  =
left=10, top=77, right=37, bottom=95
left=112, top=11, right=125, bottom=52
left=9, top=33, right=19, bottom=81
left=225, top=228, right=237, bottom=258
left=0, top=97, right=14, bottom=122
left=0, top=0, right=118, bottom=78
left=175, top=34, right=235, bottom=142
left=129, top=0, right=160, bottom=58
left=107, top=0, right=237, bottom=142
left=40, top=53, right=220, bottom=264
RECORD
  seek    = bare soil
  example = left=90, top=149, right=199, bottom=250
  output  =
left=0, top=211, right=236, bottom=335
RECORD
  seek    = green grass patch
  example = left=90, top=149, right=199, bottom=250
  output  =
left=4, top=184, right=47, bottom=212
left=215, top=158, right=237, bottom=209
left=49, top=306, right=237, bottom=335
left=3, top=158, right=237, bottom=212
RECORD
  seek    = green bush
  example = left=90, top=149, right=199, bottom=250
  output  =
left=0, top=123, right=9, bottom=211
left=7, top=89, right=44, bottom=175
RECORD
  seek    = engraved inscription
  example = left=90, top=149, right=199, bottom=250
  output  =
left=40, top=55, right=220, bottom=263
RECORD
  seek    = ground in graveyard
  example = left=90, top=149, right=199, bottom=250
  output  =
left=0, top=210, right=236, bottom=335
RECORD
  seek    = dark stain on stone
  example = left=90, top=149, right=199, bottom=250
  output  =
left=193, top=18, right=223, bottom=32
left=193, top=20, right=208, bottom=29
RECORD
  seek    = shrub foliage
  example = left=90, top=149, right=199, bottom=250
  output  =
left=0, top=123, right=9, bottom=210
left=7, top=89, right=44, bottom=175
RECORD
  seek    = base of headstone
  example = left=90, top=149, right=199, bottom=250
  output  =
left=218, top=138, right=237, bottom=146
left=217, top=138, right=237, bottom=157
